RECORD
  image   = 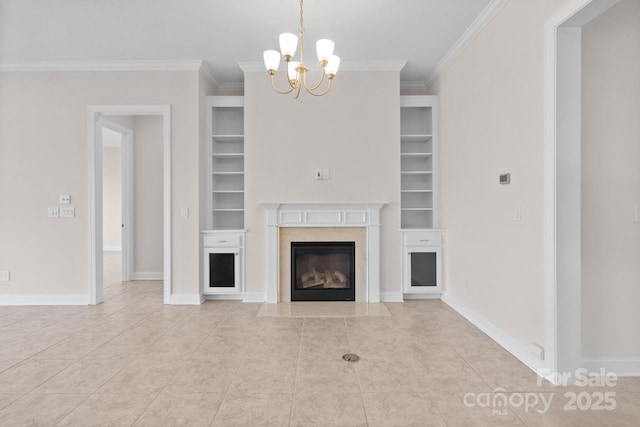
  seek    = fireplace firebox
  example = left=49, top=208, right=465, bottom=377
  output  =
left=291, top=242, right=356, bottom=301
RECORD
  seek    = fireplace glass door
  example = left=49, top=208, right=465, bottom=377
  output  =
left=291, top=242, right=356, bottom=301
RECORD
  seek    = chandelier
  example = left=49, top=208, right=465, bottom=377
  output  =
left=263, top=0, right=340, bottom=98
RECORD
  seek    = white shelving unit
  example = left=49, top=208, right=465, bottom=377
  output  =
left=203, top=96, right=245, bottom=298
left=400, top=96, right=437, bottom=229
left=208, top=96, right=245, bottom=230
left=400, top=96, right=443, bottom=297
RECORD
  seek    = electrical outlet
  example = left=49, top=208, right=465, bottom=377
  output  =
left=48, top=207, right=59, bottom=218
left=59, top=194, right=71, bottom=205
left=60, top=207, right=75, bottom=218
left=1, top=271, right=9, bottom=282
left=181, top=207, right=189, bottom=218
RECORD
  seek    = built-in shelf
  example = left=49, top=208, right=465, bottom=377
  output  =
left=208, top=96, right=245, bottom=230
left=400, top=96, right=437, bottom=229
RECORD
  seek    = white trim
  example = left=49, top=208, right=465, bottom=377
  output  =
left=242, top=292, right=267, bottom=303
left=203, top=293, right=246, bottom=301
left=131, top=272, right=164, bottom=281
left=103, top=246, right=122, bottom=252
left=426, top=0, right=509, bottom=87
left=543, top=0, right=620, bottom=385
left=238, top=60, right=407, bottom=74
left=88, top=105, right=171, bottom=305
left=0, top=294, right=90, bottom=306
left=0, top=60, right=204, bottom=72
left=441, top=292, right=545, bottom=374
left=380, top=292, right=404, bottom=302
left=582, top=358, right=640, bottom=377
left=403, top=293, right=442, bottom=300
left=168, top=294, right=203, bottom=305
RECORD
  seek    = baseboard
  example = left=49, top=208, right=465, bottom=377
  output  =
left=441, top=292, right=545, bottom=374
left=168, top=293, right=202, bottom=305
left=582, top=357, right=640, bottom=377
left=0, top=294, right=90, bottom=306
left=243, top=292, right=267, bottom=303
left=103, top=246, right=122, bottom=252
left=380, top=292, right=404, bottom=302
left=203, top=293, right=245, bottom=301
left=403, top=292, right=442, bottom=300
left=131, top=272, right=163, bottom=281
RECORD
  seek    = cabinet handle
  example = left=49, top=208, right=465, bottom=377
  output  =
left=419, top=239, right=429, bottom=242
left=218, top=240, right=227, bottom=243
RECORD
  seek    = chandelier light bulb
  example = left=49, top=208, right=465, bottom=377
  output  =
left=287, top=61, right=300, bottom=83
left=279, top=33, right=298, bottom=60
left=263, top=50, right=281, bottom=74
left=316, top=39, right=335, bottom=65
left=325, top=55, right=340, bottom=77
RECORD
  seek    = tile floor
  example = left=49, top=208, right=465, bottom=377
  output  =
left=0, top=254, right=638, bottom=426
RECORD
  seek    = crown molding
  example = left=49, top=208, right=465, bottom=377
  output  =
left=0, top=59, right=224, bottom=91
left=238, top=60, right=407, bottom=74
left=400, top=81, right=429, bottom=92
left=0, top=60, right=205, bottom=72
left=425, top=0, right=509, bottom=88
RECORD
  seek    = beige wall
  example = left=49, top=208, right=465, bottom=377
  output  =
left=0, top=70, right=201, bottom=297
left=102, top=146, right=122, bottom=248
left=428, top=0, right=569, bottom=348
left=243, top=71, right=401, bottom=298
left=581, top=0, right=640, bottom=357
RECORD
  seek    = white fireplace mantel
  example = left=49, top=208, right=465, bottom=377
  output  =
left=263, top=203, right=386, bottom=304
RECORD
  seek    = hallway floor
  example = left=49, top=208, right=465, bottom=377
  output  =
left=0, top=255, right=638, bottom=425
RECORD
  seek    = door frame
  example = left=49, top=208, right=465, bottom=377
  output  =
left=88, top=105, right=171, bottom=304
left=543, top=0, right=619, bottom=383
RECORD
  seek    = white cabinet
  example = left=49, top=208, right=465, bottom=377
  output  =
left=202, top=231, right=245, bottom=295
left=208, top=96, right=244, bottom=229
left=400, top=96, right=437, bottom=229
left=401, top=230, right=443, bottom=296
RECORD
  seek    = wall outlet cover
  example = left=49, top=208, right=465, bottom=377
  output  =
left=59, top=194, right=71, bottom=204
left=1, top=271, right=9, bottom=282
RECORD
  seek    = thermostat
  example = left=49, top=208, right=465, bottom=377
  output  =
left=499, top=173, right=511, bottom=184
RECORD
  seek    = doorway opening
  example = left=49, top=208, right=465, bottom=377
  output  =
left=88, top=105, right=171, bottom=305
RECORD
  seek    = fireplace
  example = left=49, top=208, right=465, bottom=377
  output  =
left=291, top=242, right=356, bottom=301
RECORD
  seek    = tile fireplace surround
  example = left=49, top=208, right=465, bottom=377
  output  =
left=263, top=203, right=385, bottom=304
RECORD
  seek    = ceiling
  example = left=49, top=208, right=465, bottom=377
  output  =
left=0, top=0, right=493, bottom=89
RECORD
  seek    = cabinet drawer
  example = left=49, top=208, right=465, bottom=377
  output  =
left=203, top=234, right=241, bottom=247
left=404, top=232, right=442, bottom=247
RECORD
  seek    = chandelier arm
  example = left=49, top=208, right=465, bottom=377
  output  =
left=307, top=78, right=333, bottom=97
left=292, top=84, right=302, bottom=99
left=270, top=74, right=295, bottom=95
left=303, top=68, right=327, bottom=92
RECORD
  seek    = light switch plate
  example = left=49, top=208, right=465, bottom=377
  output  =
left=1, top=271, right=9, bottom=282
left=48, top=207, right=59, bottom=218
left=60, top=207, right=75, bottom=218
left=181, top=207, right=189, bottom=218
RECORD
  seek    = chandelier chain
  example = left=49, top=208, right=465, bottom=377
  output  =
left=299, top=0, right=305, bottom=33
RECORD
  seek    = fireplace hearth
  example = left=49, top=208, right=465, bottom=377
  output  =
left=291, top=242, right=356, bottom=301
